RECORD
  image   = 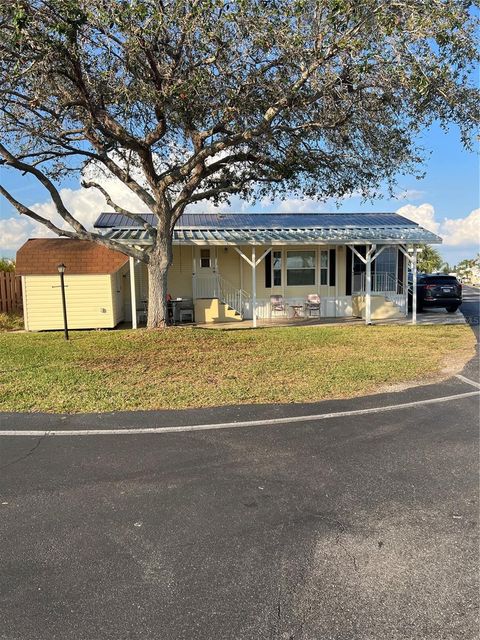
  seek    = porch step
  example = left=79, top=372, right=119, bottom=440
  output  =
left=352, top=294, right=404, bottom=320
left=379, top=300, right=403, bottom=319
left=194, top=298, right=243, bottom=323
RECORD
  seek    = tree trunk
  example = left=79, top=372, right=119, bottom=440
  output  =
left=147, top=236, right=173, bottom=329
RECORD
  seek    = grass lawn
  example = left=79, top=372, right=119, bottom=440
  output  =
left=0, top=324, right=475, bottom=413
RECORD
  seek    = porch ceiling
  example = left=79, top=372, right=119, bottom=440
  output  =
left=102, top=225, right=442, bottom=246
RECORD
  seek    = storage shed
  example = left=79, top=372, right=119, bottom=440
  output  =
left=16, top=239, right=129, bottom=331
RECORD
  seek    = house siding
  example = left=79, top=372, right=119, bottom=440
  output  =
left=23, top=274, right=119, bottom=330
left=168, top=245, right=194, bottom=298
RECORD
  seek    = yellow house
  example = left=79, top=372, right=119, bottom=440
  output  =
left=95, top=212, right=442, bottom=327
left=16, top=212, right=442, bottom=331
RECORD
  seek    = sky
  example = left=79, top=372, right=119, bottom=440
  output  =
left=0, top=122, right=478, bottom=266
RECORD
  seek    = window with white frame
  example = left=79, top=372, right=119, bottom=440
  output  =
left=200, top=249, right=211, bottom=268
left=286, top=251, right=315, bottom=286
left=273, top=251, right=282, bottom=286
left=320, top=250, right=328, bottom=285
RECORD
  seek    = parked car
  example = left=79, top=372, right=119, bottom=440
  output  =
left=408, top=274, right=462, bottom=313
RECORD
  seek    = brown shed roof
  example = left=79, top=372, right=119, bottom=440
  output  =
left=16, top=239, right=129, bottom=275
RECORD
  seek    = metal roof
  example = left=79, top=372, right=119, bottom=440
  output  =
left=94, top=212, right=442, bottom=245
left=102, top=226, right=441, bottom=246
left=95, top=211, right=419, bottom=229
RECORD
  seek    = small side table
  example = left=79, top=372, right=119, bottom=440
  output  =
left=290, top=304, right=303, bottom=318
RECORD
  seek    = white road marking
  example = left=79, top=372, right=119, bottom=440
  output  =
left=455, top=374, right=480, bottom=390
left=0, top=390, right=478, bottom=437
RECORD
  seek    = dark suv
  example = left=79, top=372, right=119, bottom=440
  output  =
left=409, top=274, right=462, bottom=313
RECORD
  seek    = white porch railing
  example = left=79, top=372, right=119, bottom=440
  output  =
left=356, top=272, right=408, bottom=313
left=193, top=274, right=220, bottom=299
left=357, top=271, right=404, bottom=293
left=192, top=274, right=249, bottom=317
left=219, top=276, right=249, bottom=318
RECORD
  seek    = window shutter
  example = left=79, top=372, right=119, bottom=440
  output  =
left=346, top=247, right=352, bottom=295
left=329, top=249, right=336, bottom=286
left=265, top=251, right=272, bottom=288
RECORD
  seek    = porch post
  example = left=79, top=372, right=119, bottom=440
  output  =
left=192, top=247, right=196, bottom=300
left=412, top=247, right=418, bottom=325
left=334, top=246, right=339, bottom=317
left=403, top=249, right=408, bottom=317
left=365, top=245, right=372, bottom=325
left=252, top=245, right=257, bottom=328
left=129, top=256, right=137, bottom=329
left=239, top=249, right=244, bottom=291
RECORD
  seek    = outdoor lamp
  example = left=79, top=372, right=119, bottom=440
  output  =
left=57, top=263, right=69, bottom=340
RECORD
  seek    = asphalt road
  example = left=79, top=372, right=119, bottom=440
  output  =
left=1, top=288, right=479, bottom=640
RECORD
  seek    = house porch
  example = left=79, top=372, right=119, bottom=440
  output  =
left=125, top=242, right=418, bottom=327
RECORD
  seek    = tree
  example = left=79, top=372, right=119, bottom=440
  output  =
left=417, top=244, right=443, bottom=273
left=0, top=258, right=15, bottom=272
left=0, top=1, right=478, bottom=327
left=441, top=262, right=451, bottom=274
left=456, top=257, right=477, bottom=281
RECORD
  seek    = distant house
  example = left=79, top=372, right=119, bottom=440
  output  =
left=17, top=212, right=441, bottom=330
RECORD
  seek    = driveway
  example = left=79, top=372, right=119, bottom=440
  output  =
left=0, top=288, right=478, bottom=640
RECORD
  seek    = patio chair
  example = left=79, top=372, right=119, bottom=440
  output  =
left=270, top=295, right=286, bottom=317
left=305, top=294, right=321, bottom=317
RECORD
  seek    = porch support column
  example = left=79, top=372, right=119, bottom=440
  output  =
left=399, top=245, right=422, bottom=324
left=412, top=247, right=418, bottom=326
left=403, top=249, right=408, bottom=317
left=129, top=256, right=137, bottom=329
left=234, top=246, right=271, bottom=327
left=365, top=244, right=375, bottom=325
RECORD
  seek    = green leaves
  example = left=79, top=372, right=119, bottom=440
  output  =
left=417, top=244, right=444, bottom=274
left=0, top=0, right=478, bottom=221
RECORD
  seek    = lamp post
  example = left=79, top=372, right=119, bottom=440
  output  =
left=57, top=263, right=69, bottom=340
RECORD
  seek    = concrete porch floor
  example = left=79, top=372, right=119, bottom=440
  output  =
left=194, top=307, right=466, bottom=330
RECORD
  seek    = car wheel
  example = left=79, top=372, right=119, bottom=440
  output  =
left=446, top=305, right=459, bottom=313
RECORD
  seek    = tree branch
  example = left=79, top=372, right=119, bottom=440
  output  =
left=0, top=183, right=147, bottom=262
left=81, top=180, right=157, bottom=235
left=82, top=130, right=158, bottom=212
left=0, top=142, right=88, bottom=235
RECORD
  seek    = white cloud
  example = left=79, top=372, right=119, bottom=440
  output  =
left=394, top=189, right=425, bottom=201
left=396, top=203, right=440, bottom=234
left=266, top=198, right=327, bottom=213
left=0, top=217, right=34, bottom=251
left=440, top=208, right=480, bottom=247
left=185, top=195, right=250, bottom=213
left=396, top=203, right=480, bottom=248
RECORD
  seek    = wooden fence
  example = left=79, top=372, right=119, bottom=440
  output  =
left=0, top=271, right=22, bottom=314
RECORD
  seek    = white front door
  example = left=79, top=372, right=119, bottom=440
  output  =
left=194, top=247, right=218, bottom=298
